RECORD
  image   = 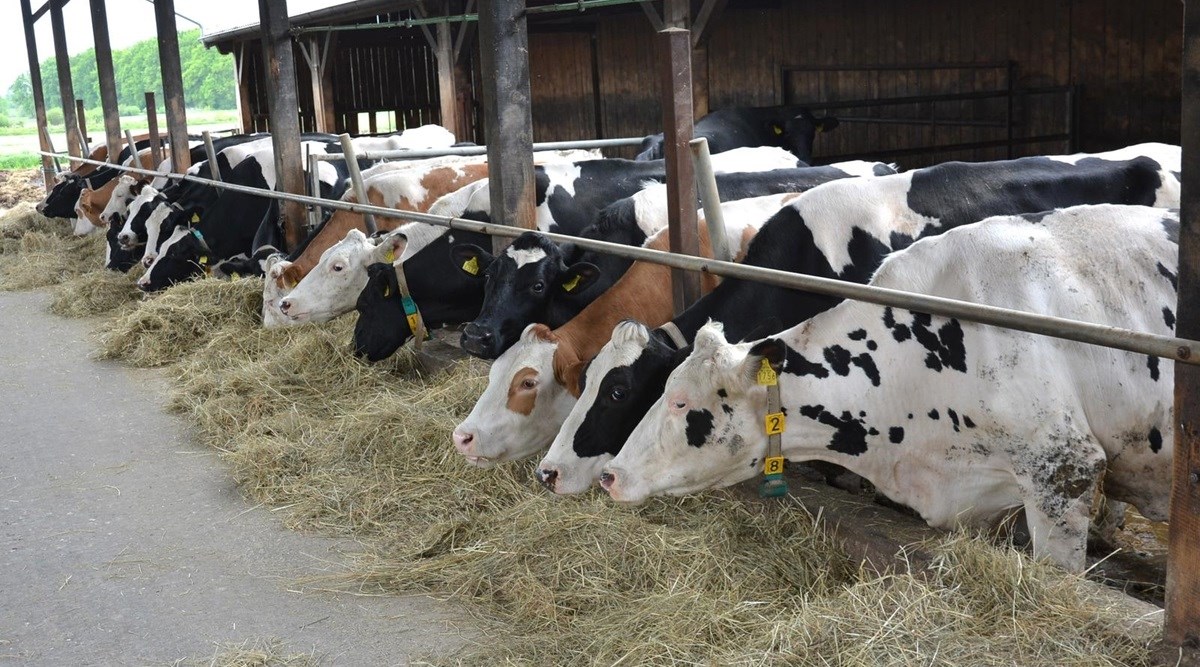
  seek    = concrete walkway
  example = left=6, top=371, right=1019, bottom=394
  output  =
left=0, top=290, right=474, bottom=666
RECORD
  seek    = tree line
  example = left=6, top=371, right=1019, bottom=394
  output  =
left=6, top=29, right=236, bottom=119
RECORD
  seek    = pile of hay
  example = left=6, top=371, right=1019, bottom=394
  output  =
left=49, top=265, right=144, bottom=318
left=0, top=203, right=105, bottom=291
left=0, top=169, right=48, bottom=210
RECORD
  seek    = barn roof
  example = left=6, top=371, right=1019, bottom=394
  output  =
left=201, top=0, right=423, bottom=50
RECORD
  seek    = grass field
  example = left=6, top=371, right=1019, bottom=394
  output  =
left=0, top=109, right=241, bottom=164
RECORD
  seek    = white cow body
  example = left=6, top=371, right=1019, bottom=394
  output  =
left=604, top=204, right=1178, bottom=572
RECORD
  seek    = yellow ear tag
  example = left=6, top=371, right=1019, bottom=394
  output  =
left=562, top=274, right=582, bottom=292
left=764, top=412, right=786, bottom=435
left=462, top=256, right=479, bottom=275
left=756, top=358, right=778, bottom=386
left=198, top=255, right=208, bottom=265
left=382, top=285, right=391, bottom=297
left=231, top=271, right=240, bottom=280
left=191, top=213, right=200, bottom=222
left=384, top=248, right=395, bottom=263
left=772, top=124, right=783, bottom=136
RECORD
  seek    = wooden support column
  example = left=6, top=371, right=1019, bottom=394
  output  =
left=50, top=0, right=83, bottom=164
left=658, top=16, right=700, bottom=313
left=297, top=34, right=335, bottom=133
left=1167, top=0, right=1200, bottom=649
left=145, top=91, right=162, bottom=165
left=258, top=0, right=307, bottom=250
left=75, top=99, right=89, bottom=152
left=478, top=0, right=537, bottom=254
left=89, top=0, right=123, bottom=163
left=233, top=44, right=255, bottom=133
left=20, top=0, right=55, bottom=189
left=154, top=0, right=191, bottom=173
left=436, top=18, right=459, bottom=137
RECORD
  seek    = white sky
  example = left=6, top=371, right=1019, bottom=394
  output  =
left=0, top=0, right=343, bottom=94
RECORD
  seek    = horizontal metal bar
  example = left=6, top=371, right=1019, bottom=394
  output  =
left=292, top=0, right=650, bottom=35
left=784, top=61, right=1012, bottom=73
left=801, top=86, right=1074, bottom=112
left=818, top=135, right=1072, bottom=162
left=312, top=136, right=646, bottom=161
left=835, top=117, right=1009, bottom=128
left=42, top=150, right=1200, bottom=366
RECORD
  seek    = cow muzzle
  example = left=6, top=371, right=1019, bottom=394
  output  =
left=460, top=322, right=498, bottom=359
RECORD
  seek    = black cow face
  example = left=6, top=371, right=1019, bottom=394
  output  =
left=39, top=174, right=85, bottom=218
left=635, top=134, right=666, bottom=161
left=353, top=262, right=415, bottom=362
left=140, top=231, right=207, bottom=292
left=104, top=213, right=140, bottom=272
left=781, top=111, right=839, bottom=163
left=452, top=235, right=601, bottom=360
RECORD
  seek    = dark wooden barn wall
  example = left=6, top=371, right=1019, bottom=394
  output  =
left=521, top=0, right=1181, bottom=164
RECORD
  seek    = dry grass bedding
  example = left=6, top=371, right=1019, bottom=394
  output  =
left=0, top=203, right=107, bottom=291
left=176, top=637, right=321, bottom=667
left=0, top=179, right=1160, bottom=665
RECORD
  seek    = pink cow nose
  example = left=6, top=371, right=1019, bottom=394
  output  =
left=599, top=470, right=617, bottom=492
left=452, top=428, right=475, bottom=455
left=535, top=467, right=558, bottom=491
left=278, top=299, right=292, bottom=314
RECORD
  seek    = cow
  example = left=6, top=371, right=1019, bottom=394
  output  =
left=635, top=106, right=839, bottom=162
left=36, top=142, right=139, bottom=219
left=449, top=195, right=792, bottom=466
left=534, top=142, right=1182, bottom=495
left=73, top=149, right=165, bottom=236
left=452, top=160, right=897, bottom=359
left=600, top=203, right=1178, bottom=573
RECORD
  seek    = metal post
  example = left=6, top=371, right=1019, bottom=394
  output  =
left=477, top=0, right=537, bottom=254
left=20, top=0, right=56, bottom=190
left=1167, top=0, right=1200, bottom=648
left=659, top=25, right=700, bottom=314
left=689, top=138, right=730, bottom=262
left=154, top=0, right=191, bottom=173
left=124, top=129, right=139, bottom=169
left=202, top=131, right=222, bottom=182
left=145, top=92, right=163, bottom=166
left=90, top=0, right=124, bottom=164
left=50, top=0, right=82, bottom=165
left=259, top=0, right=308, bottom=250
left=339, top=133, right=377, bottom=235
left=307, top=151, right=321, bottom=229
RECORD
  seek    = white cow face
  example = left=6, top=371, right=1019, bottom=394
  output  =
left=261, top=257, right=293, bottom=327
left=602, top=322, right=768, bottom=504
left=537, top=320, right=653, bottom=495
left=452, top=323, right=578, bottom=467
left=101, top=175, right=139, bottom=225
left=139, top=203, right=175, bottom=267
left=276, top=229, right=404, bottom=324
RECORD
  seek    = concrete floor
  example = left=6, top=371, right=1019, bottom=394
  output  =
left=0, top=290, right=475, bottom=666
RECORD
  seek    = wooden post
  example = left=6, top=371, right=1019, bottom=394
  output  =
left=258, top=0, right=308, bottom=251
left=145, top=92, right=163, bottom=166
left=659, top=25, right=700, bottom=314
left=90, top=0, right=124, bottom=164
left=234, top=43, right=255, bottom=133
left=1167, top=0, right=1200, bottom=649
left=75, top=99, right=90, bottom=157
left=154, top=0, right=191, bottom=173
left=20, top=0, right=56, bottom=190
left=50, top=0, right=83, bottom=165
left=298, top=34, right=335, bottom=133
left=477, top=0, right=537, bottom=254
left=436, top=18, right=458, bottom=136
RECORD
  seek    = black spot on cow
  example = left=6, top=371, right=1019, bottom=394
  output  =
left=909, top=313, right=967, bottom=373
left=928, top=409, right=939, bottom=420
left=866, top=340, right=878, bottom=351
left=889, top=427, right=905, bottom=444
left=770, top=343, right=829, bottom=379
left=963, top=415, right=976, bottom=429
left=1162, top=216, right=1180, bottom=244
left=867, top=427, right=879, bottom=436
left=685, top=409, right=715, bottom=448
left=883, top=308, right=896, bottom=329
left=1149, top=427, right=1164, bottom=453
left=825, top=345, right=852, bottom=376
left=799, top=404, right=870, bottom=456
left=717, top=388, right=728, bottom=398
left=1157, top=262, right=1179, bottom=290
left=907, top=413, right=913, bottom=420
left=882, top=308, right=912, bottom=342
left=1164, top=307, right=1176, bottom=330
left=721, top=403, right=734, bottom=416
left=859, top=410, right=866, bottom=417
left=851, top=352, right=881, bottom=387
left=848, top=329, right=868, bottom=340
left=1148, top=355, right=1160, bottom=382
left=947, top=408, right=961, bottom=432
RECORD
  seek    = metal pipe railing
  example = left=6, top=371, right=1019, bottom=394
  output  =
left=291, top=0, right=652, bottom=34
left=689, top=137, right=731, bottom=262
left=41, top=149, right=1200, bottom=366
left=311, top=136, right=646, bottom=162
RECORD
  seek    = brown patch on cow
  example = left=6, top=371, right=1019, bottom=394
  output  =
left=780, top=192, right=804, bottom=205
left=506, top=367, right=539, bottom=416
left=734, top=225, right=758, bottom=263
left=408, top=162, right=490, bottom=211
left=277, top=263, right=304, bottom=290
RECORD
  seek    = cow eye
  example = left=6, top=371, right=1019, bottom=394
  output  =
left=332, top=264, right=344, bottom=272
left=531, top=281, right=545, bottom=293
left=609, top=386, right=627, bottom=401
left=673, top=401, right=687, bottom=410
left=521, top=378, right=537, bottom=390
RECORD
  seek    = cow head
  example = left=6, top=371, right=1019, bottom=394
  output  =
left=635, top=133, right=666, bottom=161
left=454, top=232, right=600, bottom=360
left=602, top=322, right=770, bottom=503
left=262, top=258, right=294, bottom=327
left=277, top=229, right=405, bottom=324
left=537, top=320, right=683, bottom=495
left=353, top=262, right=416, bottom=361
left=140, top=203, right=192, bottom=268
left=104, top=211, right=140, bottom=273
left=39, top=173, right=86, bottom=218
left=137, top=227, right=210, bottom=292
left=101, top=175, right=141, bottom=226
left=451, top=323, right=582, bottom=466
left=781, top=111, right=839, bottom=164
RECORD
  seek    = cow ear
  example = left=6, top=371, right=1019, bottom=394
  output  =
left=450, top=243, right=494, bottom=278
left=373, top=232, right=408, bottom=264
left=741, top=337, right=788, bottom=388
left=814, top=115, right=839, bottom=133
left=559, top=262, right=600, bottom=294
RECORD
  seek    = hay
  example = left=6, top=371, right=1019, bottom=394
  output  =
left=0, top=169, right=48, bottom=210
left=178, top=637, right=321, bottom=667
left=0, top=203, right=104, bottom=291
left=49, top=266, right=143, bottom=318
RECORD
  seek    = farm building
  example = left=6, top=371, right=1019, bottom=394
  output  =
left=9, top=0, right=1200, bottom=662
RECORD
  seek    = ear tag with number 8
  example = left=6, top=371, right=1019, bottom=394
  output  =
left=763, top=455, right=785, bottom=476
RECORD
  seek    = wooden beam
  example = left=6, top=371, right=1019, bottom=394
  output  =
left=75, top=99, right=89, bottom=154
left=154, top=0, right=190, bottom=173
left=49, top=0, right=82, bottom=164
left=145, top=92, right=162, bottom=165
left=233, top=44, right=255, bottom=134
left=30, top=0, right=57, bottom=23
left=639, top=0, right=664, bottom=31
left=658, top=25, right=699, bottom=313
left=297, top=34, right=335, bottom=133
left=89, top=0, right=123, bottom=164
left=20, top=0, right=56, bottom=190
left=477, top=0, right=537, bottom=254
left=258, top=0, right=307, bottom=251
left=453, top=0, right=477, bottom=63
left=1167, top=0, right=1200, bottom=648
left=690, top=0, right=729, bottom=48
left=436, top=17, right=458, bottom=136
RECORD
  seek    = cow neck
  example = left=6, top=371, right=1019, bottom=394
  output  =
left=756, top=358, right=788, bottom=498
left=391, top=259, right=427, bottom=349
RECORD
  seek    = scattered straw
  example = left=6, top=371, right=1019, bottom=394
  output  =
left=0, top=203, right=104, bottom=291
left=0, top=169, right=48, bottom=209
left=176, top=637, right=322, bottom=667
left=49, top=266, right=144, bottom=318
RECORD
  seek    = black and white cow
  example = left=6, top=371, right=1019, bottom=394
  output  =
left=635, top=106, right=839, bottom=162
left=534, top=143, right=1182, bottom=495
left=601, top=203, right=1178, bottom=573
left=452, top=161, right=896, bottom=359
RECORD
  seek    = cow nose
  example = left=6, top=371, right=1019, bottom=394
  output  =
left=278, top=299, right=292, bottom=314
left=452, top=428, right=475, bottom=455
left=536, top=468, right=558, bottom=491
left=599, top=470, right=617, bottom=492
left=141, top=255, right=155, bottom=268
left=460, top=323, right=495, bottom=357
left=35, top=201, right=46, bottom=213
left=136, top=278, right=151, bottom=291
